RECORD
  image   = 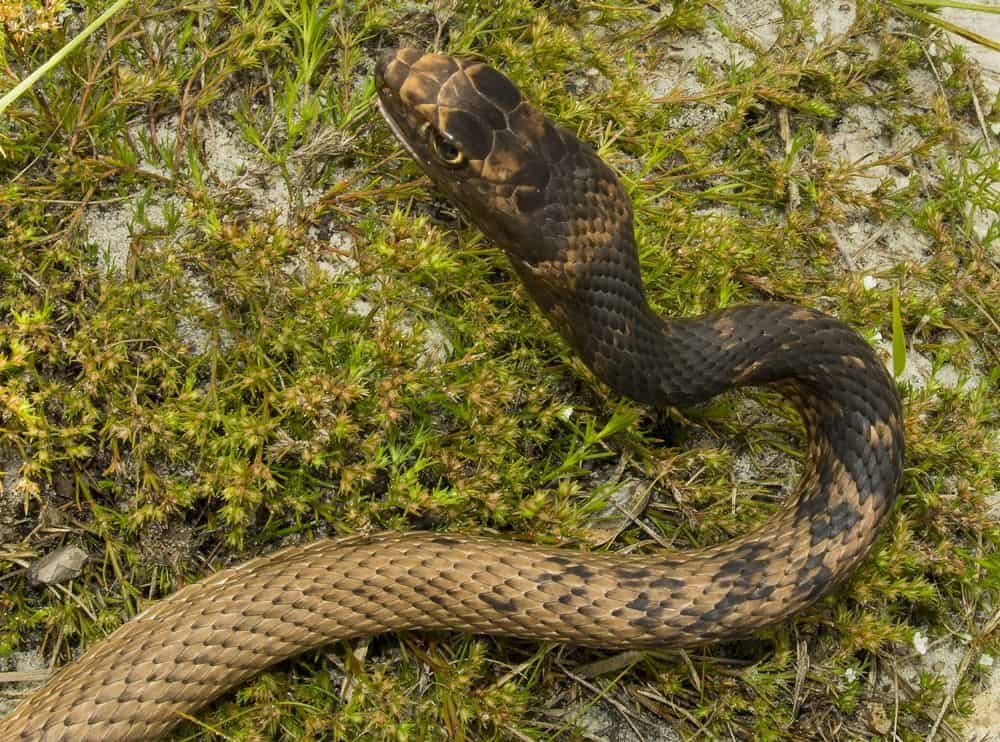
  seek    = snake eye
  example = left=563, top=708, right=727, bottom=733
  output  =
left=428, top=129, right=465, bottom=167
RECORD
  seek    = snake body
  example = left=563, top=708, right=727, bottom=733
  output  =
left=0, top=49, right=903, bottom=740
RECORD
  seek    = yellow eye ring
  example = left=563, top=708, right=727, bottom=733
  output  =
left=427, top=128, right=465, bottom=167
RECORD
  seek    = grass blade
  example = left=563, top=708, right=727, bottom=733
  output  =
left=0, top=0, right=134, bottom=117
left=892, top=287, right=907, bottom=379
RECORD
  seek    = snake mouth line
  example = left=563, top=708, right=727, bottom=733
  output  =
left=376, top=95, right=423, bottom=164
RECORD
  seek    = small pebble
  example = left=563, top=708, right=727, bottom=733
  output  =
left=29, top=545, right=88, bottom=585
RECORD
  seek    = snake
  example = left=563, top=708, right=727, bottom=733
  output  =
left=0, top=48, right=904, bottom=740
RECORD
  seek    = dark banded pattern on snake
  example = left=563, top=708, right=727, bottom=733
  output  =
left=0, top=48, right=904, bottom=740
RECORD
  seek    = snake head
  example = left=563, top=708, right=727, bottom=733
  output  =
left=376, top=48, right=645, bottom=363
left=376, top=48, right=611, bottom=266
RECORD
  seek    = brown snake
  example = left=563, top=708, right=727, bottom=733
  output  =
left=1, top=49, right=904, bottom=740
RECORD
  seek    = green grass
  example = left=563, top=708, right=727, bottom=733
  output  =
left=1, top=0, right=998, bottom=739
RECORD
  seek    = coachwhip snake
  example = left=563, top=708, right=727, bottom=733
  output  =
left=0, top=48, right=904, bottom=740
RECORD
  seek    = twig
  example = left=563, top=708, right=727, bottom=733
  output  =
left=966, top=70, right=994, bottom=151
left=560, top=663, right=648, bottom=740
left=0, top=670, right=49, bottom=684
left=926, top=607, right=1000, bottom=741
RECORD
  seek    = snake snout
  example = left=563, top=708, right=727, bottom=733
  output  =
left=374, top=47, right=396, bottom=79
left=374, top=47, right=419, bottom=96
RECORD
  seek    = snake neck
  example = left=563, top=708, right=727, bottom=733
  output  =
left=507, top=251, right=663, bottom=405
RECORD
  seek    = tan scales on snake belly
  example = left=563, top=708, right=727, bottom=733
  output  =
left=0, top=48, right=904, bottom=740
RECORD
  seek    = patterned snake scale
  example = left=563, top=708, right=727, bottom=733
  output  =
left=0, top=48, right=904, bottom=740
